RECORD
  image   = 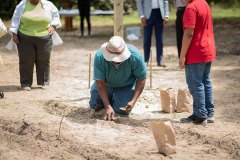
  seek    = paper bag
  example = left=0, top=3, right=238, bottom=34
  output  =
left=151, top=121, right=176, bottom=155
left=176, top=89, right=192, bottom=113
left=160, top=88, right=176, bottom=113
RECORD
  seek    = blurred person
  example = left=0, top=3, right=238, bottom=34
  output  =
left=9, top=0, right=61, bottom=91
left=179, top=0, right=216, bottom=124
left=89, top=36, right=147, bottom=121
left=0, top=18, right=7, bottom=65
left=137, top=0, right=169, bottom=67
left=0, top=18, right=7, bottom=99
left=77, top=0, right=91, bottom=37
left=175, top=0, right=186, bottom=58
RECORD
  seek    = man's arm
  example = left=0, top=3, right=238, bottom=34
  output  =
left=123, top=79, right=146, bottom=112
left=163, top=0, right=169, bottom=25
left=96, top=80, right=115, bottom=120
left=136, top=0, right=144, bottom=18
left=179, top=28, right=194, bottom=69
left=136, top=0, right=147, bottom=27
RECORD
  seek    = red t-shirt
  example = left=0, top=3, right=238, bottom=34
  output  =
left=183, top=0, right=216, bottom=64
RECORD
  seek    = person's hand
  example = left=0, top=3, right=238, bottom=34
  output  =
left=12, top=33, right=19, bottom=44
left=120, top=101, right=135, bottom=113
left=141, top=17, right=147, bottom=27
left=48, top=25, right=55, bottom=35
left=163, top=17, right=168, bottom=25
left=179, top=56, right=186, bottom=69
left=104, top=106, right=115, bottom=121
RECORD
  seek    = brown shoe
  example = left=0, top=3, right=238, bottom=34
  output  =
left=157, top=63, right=167, bottom=67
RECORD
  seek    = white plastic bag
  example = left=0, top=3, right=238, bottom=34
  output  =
left=52, top=31, right=63, bottom=46
left=5, top=39, right=18, bottom=53
left=0, top=18, right=7, bottom=38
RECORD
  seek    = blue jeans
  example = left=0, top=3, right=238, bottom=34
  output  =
left=185, top=62, right=214, bottom=118
left=89, top=82, right=134, bottom=115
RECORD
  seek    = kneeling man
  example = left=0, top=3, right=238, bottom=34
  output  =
left=89, top=36, right=147, bottom=121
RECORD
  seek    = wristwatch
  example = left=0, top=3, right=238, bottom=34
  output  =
left=51, top=25, right=56, bottom=30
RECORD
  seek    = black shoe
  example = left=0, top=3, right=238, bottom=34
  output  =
left=0, top=90, right=4, bottom=99
left=157, top=63, right=166, bottom=67
left=180, top=115, right=207, bottom=124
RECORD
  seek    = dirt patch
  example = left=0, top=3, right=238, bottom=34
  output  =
left=0, top=23, right=240, bottom=160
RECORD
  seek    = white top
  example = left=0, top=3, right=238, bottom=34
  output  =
left=176, top=0, right=186, bottom=8
left=9, top=0, right=61, bottom=35
left=152, top=0, right=160, bottom=9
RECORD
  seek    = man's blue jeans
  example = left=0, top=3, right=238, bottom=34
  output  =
left=89, top=82, right=134, bottom=115
left=185, top=62, right=214, bottom=118
left=144, top=9, right=163, bottom=64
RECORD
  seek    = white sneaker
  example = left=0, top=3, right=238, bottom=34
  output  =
left=41, top=85, right=48, bottom=90
left=207, top=117, right=215, bottom=123
left=90, top=108, right=95, bottom=117
left=22, top=86, right=31, bottom=91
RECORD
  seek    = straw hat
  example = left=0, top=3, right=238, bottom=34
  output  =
left=101, top=36, right=131, bottom=62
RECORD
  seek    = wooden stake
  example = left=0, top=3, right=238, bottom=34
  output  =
left=114, top=0, right=123, bottom=37
left=150, top=50, right=153, bottom=89
left=88, top=53, right=91, bottom=89
left=57, top=113, right=65, bottom=140
left=0, top=55, right=3, bottom=65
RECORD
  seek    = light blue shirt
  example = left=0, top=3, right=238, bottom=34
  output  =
left=9, top=0, right=61, bottom=35
left=94, top=44, right=147, bottom=88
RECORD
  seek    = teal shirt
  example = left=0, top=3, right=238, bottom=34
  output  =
left=94, top=44, right=147, bottom=88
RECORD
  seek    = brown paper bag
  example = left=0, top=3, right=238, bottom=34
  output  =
left=151, top=121, right=176, bottom=155
left=160, top=88, right=176, bottom=113
left=176, top=89, right=192, bottom=113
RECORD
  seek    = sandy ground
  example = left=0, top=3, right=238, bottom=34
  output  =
left=0, top=22, right=240, bottom=160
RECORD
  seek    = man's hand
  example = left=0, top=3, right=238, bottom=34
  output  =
left=163, top=17, right=168, bottom=25
left=179, top=56, right=186, bottom=69
left=141, top=17, right=147, bottom=27
left=12, top=33, right=19, bottom=44
left=120, top=101, right=135, bottom=113
left=104, top=106, right=115, bottom=121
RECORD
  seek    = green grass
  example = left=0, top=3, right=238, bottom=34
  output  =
left=4, top=6, right=240, bottom=29
left=72, top=9, right=177, bottom=27
left=72, top=6, right=240, bottom=27
left=211, top=7, right=240, bottom=19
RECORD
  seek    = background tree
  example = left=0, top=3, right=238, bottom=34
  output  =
left=0, top=0, right=19, bottom=20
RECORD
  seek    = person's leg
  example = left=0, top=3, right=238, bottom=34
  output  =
left=143, top=11, right=154, bottom=63
left=203, top=62, right=214, bottom=119
left=89, top=81, right=113, bottom=110
left=185, top=63, right=208, bottom=118
left=35, top=34, right=52, bottom=86
left=176, top=8, right=185, bottom=58
left=154, top=10, right=163, bottom=64
left=17, top=32, right=36, bottom=88
left=112, top=85, right=134, bottom=115
left=80, top=8, right=84, bottom=36
left=0, top=90, right=4, bottom=99
left=85, top=7, right=91, bottom=36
